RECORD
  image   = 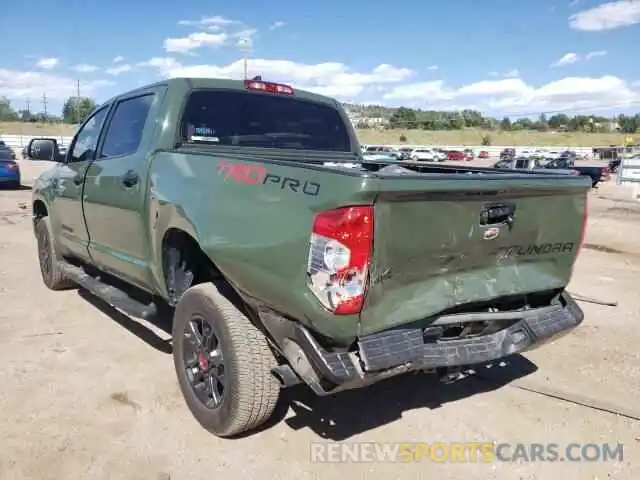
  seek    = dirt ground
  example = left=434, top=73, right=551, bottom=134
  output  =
left=1, top=159, right=639, bottom=480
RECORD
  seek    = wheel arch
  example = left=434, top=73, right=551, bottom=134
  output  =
left=158, top=226, right=225, bottom=306
left=33, top=198, right=48, bottom=218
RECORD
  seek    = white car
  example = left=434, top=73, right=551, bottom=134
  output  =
left=410, top=148, right=444, bottom=162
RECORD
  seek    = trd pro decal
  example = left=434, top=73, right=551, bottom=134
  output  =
left=217, top=160, right=320, bottom=196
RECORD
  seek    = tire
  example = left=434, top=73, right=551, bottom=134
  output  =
left=172, top=282, right=280, bottom=437
left=411, top=155, right=419, bottom=161
left=34, top=216, right=76, bottom=290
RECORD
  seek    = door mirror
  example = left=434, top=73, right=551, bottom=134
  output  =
left=28, top=139, right=58, bottom=161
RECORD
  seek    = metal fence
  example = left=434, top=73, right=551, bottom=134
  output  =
left=0, top=134, right=73, bottom=149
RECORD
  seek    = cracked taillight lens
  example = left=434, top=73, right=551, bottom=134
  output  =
left=307, top=206, right=373, bottom=315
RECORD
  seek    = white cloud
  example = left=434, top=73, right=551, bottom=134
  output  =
left=569, top=0, right=640, bottom=31
left=140, top=57, right=414, bottom=98
left=105, top=64, right=132, bottom=76
left=380, top=75, right=640, bottom=114
left=137, top=57, right=181, bottom=70
left=427, top=65, right=438, bottom=71
left=112, top=56, right=124, bottom=63
left=569, top=0, right=581, bottom=7
left=586, top=50, right=608, bottom=60
left=164, top=32, right=228, bottom=53
left=178, top=15, right=239, bottom=27
left=36, top=58, right=59, bottom=70
left=72, top=64, right=100, bottom=73
left=270, top=21, right=286, bottom=30
left=0, top=69, right=114, bottom=100
left=550, top=52, right=579, bottom=67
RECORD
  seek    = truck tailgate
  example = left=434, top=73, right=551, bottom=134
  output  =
left=360, top=178, right=589, bottom=335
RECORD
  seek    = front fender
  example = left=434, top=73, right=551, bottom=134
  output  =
left=31, top=164, right=62, bottom=226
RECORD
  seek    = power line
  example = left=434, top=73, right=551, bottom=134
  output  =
left=41, top=93, right=48, bottom=118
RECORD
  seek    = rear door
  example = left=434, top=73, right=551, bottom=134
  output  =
left=82, top=87, right=166, bottom=290
left=359, top=175, right=589, bottom=335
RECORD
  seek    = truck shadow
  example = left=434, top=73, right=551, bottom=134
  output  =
left=73, top=287, right=538, bottom=441
left=273, top=355, right=538, bottom=441
left=76, top=289, right=173, bottom=354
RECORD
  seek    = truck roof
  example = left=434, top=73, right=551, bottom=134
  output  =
left=100, top=77, right=341, bottom=109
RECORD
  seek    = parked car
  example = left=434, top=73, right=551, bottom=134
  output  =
left=492, top=156, right=578, bottom=176
left=30, top=77, right=590, bottom=438
left=499, top=148, right=516, bottom=160
left=544, top=154, right=610, bottom=188
left=463, top=148, right=474, bottom=161
left=0, top=149, right=21, bottom=188
left=446, top=150, right=465, bottom=161
left=365, top=145, right=403, bottom=160
left=0, top=141, right=16, bottom=160
left=478, top=150, right=490, bottom=159
left=410, top=148, right=442, bottom=162
left=397, top=147, right=413, bottom=160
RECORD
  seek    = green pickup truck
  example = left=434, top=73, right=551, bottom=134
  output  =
left=29, top=77, right=590, bottom=437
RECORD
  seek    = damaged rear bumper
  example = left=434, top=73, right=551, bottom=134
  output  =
left=283, top=292, right=584, bottom=396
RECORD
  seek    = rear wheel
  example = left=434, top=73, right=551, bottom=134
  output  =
left=172, top=282, right=280, bottom=437
left=35, top=216, right=75, bottom=290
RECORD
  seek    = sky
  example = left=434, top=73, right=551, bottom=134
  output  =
left=1, top=0, right=640, bottom=118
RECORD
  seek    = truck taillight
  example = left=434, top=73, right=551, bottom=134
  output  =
left=307, top=206, right=373, bottom=315
left=244, top=79, right=294, bottom=95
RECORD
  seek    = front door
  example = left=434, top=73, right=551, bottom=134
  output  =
left=82, top=89, right=162, bottom=290
left=51, top=106, right=110, bottom=261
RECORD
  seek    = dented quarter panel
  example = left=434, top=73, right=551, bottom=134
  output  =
left=148, top=150, right=378, bottom=345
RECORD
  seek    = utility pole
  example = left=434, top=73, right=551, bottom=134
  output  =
left=238, top=36, right=253, bottom=79
left=41, top=93, right=48, bottom=120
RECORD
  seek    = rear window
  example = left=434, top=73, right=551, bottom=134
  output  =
left=180, top=90, right=351, bottom=152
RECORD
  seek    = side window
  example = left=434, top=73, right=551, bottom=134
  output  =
left=69, top=107, right=109, bottom=163
left=100, top=94, right=154, bottom=158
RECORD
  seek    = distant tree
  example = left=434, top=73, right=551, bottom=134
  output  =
left=62, top=96, right=97, bottom=124
left=500, top=117, right=512, bottom=131
left=481, top=134, right=492, bottom=146
left=0, top=97, right=19, bottom=121
left=548, top=113, right=570, bottom=129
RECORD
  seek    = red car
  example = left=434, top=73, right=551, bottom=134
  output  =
left=478, top=150, right=490, bottom=159
left=446, top=150, right=465, bottom=161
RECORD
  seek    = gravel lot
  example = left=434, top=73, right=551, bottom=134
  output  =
left=1, top=159, right=639, bottom=480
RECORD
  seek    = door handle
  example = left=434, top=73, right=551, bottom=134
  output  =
left=73, top=174, right=83, bottom=185
left=120, top=170, right=139, bottom=188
